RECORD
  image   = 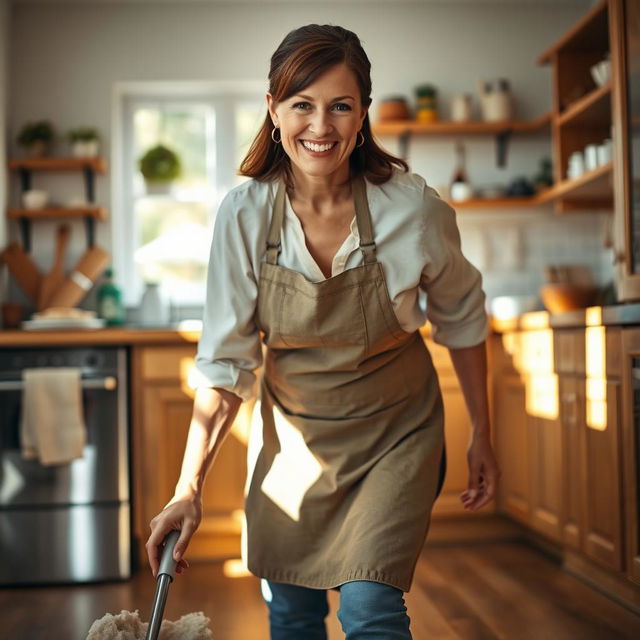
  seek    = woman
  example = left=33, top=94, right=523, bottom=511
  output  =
left=147, top=24, right=501, bottom=640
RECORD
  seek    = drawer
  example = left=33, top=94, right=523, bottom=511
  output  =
left=138, top=345, right=197, bottom=381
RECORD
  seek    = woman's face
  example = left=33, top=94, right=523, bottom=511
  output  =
left=267, top=63, right=369, bottom=182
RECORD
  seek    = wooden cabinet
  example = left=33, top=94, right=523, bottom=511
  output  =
left=492, top=326, right=625, bottom=569
left=620, top=328, right=640, bottom=585
left=427, top=336, right=497, bottom=518
left=611, top=0, right=640, bottom=300
left=131, top=344, right=255, bottom=565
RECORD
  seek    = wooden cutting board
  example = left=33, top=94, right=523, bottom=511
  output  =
left=0, top=242, right=42, bottom=303
left=38, top=224, right=71, bottom=311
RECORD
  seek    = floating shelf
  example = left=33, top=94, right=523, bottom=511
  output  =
left=8, top=157, right=107, bottom=173
left=371, top=112, right=551, bottom=137
left=447, top=194, right=552, bottom=209
left=557, top=83, right=611, bottom=128
left=7, top=206, right=107, bottom=220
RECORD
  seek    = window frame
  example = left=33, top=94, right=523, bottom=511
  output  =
left=111, top=80, right=265, bottom=307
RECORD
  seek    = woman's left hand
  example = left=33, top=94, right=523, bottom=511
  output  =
left=460, top=434, right=501, bottom=511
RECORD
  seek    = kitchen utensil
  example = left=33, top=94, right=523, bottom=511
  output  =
left=0, top=242, right=42, bottom=303
left=45, top=245, right=110, bottom=309
left=145, top=530, right=180, bottom=640
left=38, top=224, right=71, bottom=311
left=86, top=530, right=212, bottom=640
left=21, top=189, right=49, bottom=209
left=540, top=283, right=599, bottom=313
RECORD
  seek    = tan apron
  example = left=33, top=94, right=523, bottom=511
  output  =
left=243, top=174, right=446, bottom=592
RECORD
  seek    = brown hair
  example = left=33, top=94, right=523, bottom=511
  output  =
left=239, top=24, right=408, bottom=185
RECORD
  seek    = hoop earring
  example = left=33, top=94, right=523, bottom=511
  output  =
left=271, top=127, right=281, bottom=144
left=356, top=131, right=365, bottom=148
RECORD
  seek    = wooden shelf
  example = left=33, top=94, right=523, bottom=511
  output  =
left=537, top=0, right=609, bottom=64
left=447, top=194, right=551, bottom=209
left=7, top=206, right=107, bottom=220
left=372, top=112, right=551, bottom=137
left=558, top=83, right=612, bottom=128
left=536, top=162, right=613, bottom=211
left=8, top=157, right=107, bottom=173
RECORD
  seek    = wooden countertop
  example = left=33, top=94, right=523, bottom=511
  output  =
left=0, top=324, right=202, bottom=347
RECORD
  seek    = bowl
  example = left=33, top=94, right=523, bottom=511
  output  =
left=22, top=189, right=49, bottom=209
left=539, top=283, right=599, bottom=314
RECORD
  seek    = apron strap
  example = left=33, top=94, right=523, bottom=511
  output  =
left=266, top=178, right=286, bottom=265
left=352, top=174, right=377, bottom=264
left=265, top=173, right=377, bottom=265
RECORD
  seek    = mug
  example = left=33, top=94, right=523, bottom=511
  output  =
left=584, top=144, right=599, bottom=171
left=567, top=151, right=585, bottom=180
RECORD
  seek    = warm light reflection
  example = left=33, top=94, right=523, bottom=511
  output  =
left=222, top=557, right=252, bottom=578
left=520, top=311, right=551, bottom=331
left=176, top=319, right=203, bottom=341
left=585, top=325, right=607, bottom=431
left=585, top=306, right=603, bottom=327
left=260, top=404, right=323, bottom=522
left=518, top=329, right=559, bottom=419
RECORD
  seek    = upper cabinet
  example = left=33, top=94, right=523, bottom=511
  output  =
left=537, top=0, right=613, bottom=213
left=612, top=0, right=640, bottom=301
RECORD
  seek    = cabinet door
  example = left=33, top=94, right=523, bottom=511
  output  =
left=132, top=345, right=251, bottom=564
left=611, top=0, right=640, bottom=299
left=621, top=329, right=640, bottom=584
left=581, top=378, right=624, bottom=571
left=528, top=410, right=563, bottom=543
left=560, top=375, right=585, bottom=550
left=494, top=373, right=531, bottom=524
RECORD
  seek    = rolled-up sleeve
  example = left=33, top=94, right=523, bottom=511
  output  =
left=192, top=190, right=263, bottom=402
left=419, top=183, right=489, bottom=348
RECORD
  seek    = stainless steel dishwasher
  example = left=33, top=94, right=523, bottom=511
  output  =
left=0, top=346, right=131, bottom=585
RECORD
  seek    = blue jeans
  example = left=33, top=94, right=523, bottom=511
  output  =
left=261, top=579, right=413, bottom=639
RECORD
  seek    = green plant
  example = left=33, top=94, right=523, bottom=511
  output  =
left=17, top=120, right=55, bottom=147
left=67, top=126, right=100, bottom=143
left=138, top=144, right=182, bottom=183
left=415, top=84, right=437, bottom=98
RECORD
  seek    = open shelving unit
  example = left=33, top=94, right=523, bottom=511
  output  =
left=6, top=156, right=108, bottom=250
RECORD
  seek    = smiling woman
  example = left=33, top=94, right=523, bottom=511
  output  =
left=146, top=23, right=498, bottom=640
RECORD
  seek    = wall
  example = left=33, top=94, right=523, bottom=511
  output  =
left=6, top=0, right=609, bottom=312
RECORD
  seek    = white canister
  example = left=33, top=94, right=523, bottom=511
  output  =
left=584, top=144, right=599, bottom=172
left=567, top=151, right=585, bottom=180
left=450, top=181, right=474, bottom=202
left=138, top=282, right=169, bottom=326
left=450, top=94, right=473, bottom=122
left=597, top=138, right=612, bottom=165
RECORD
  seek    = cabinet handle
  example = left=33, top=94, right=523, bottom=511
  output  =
left=0, top=376, right=117, bottom=391
left=561, top=392, right=578, bottom=425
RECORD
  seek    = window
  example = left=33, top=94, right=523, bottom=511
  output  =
left=112, top=82, right=264, bottom=307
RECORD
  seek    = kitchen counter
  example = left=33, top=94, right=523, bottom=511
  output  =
left=490, top=303, right=640, bottom=333
left=0, top=323, right=203, bottom=347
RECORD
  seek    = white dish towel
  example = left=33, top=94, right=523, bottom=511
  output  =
left=20, top=368, right=87, bottom=465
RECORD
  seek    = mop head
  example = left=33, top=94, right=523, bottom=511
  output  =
left=86, top=609, right=212, bottom=640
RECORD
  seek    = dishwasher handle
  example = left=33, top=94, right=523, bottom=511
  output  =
left=0, top=376, right=117, bottom=391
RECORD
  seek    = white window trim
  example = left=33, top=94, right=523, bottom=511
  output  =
left=110, top=80, right=266, bottom=307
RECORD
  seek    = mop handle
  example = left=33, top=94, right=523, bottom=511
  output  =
left=145, top=530, right=181, bottom=640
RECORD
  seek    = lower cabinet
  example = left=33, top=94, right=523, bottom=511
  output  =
left=132, top=335, right=487, bottom=564
left=493, top=326, right=627, bottom=589
left=131, top=344, right=254, bottom=565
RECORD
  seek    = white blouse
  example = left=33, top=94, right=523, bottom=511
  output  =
left=194, top=169, right=489, bottom=402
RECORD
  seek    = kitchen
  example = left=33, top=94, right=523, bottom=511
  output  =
left=1, top=0, right=640, bottom=638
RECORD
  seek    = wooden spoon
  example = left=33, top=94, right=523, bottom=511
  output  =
left=38, top=224, right=71, bottom=310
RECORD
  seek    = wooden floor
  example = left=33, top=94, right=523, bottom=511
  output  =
left=2, top=540, right=640, bottom=639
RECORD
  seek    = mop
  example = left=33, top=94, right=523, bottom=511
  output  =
left=87, top=531, right=213, bottom=640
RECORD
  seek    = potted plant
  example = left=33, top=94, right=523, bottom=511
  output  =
left=67, top=126, right=100, bottom=158
left=138, top=144, right=182, bottom=194
left=17, top=120, right=55, bottom=157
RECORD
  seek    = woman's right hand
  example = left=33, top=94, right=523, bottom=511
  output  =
left=145, top=493, right=202, bottom=578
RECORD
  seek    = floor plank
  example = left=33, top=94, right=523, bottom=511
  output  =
left=1, top=540, right=639, bottom=639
